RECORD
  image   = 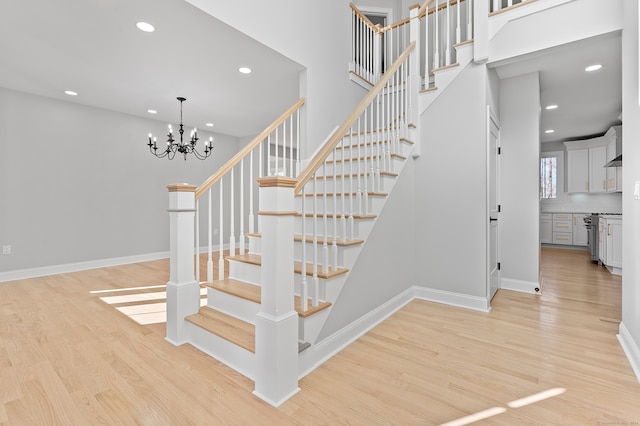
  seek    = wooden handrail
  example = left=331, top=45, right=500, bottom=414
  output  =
left=419, top=0, right=469, bottom=19
left=349, top=2, right=377, bottom=30
left=418, top=0, right=436, bottom=18
left=195, top=97, right=305, bottom=199
left=294, top=42, right=415, bottom=195
left=380, top=17, right=410, bottom=33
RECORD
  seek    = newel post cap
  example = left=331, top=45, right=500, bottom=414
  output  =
left=257, top=176, right=297, bottom=188
left=167, top=183, right=197, bottom=192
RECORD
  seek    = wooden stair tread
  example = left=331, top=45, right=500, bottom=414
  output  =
left=313, top=171, right=398, bottom=178
left=241, top=232, right=365, bottom=246
left=326, top=153, right=407, bottom=163
left=204, top=279, right=332, bottom=317
left=185, top=306, right=255, bottom=353
left=297, top=191, right=388, bottom=197
left=297, top=212, right=376, bottom=219
left=227, top=254, right=349, bottom=279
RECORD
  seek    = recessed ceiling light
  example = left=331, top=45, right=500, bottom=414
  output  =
left=545, top=104, right=558, bottom=110
left=147, top=109, right=157, bottom=114
left=238, top=67, right=252, bottom=74
left=64, top=90, right=78, bottom=96
left=206, top=123, right=214, bottom=127
left=136, top=22, right=155, bottom=33
left=585, top=64, right=602, bottom=72
left=545, top=129, right=555, bottom=134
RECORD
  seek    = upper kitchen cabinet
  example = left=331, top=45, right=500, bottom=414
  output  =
left=604, top=125, right=622, bottom=192
left=564, top=126, right=621, bottom=194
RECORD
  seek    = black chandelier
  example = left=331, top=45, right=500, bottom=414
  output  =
left=147, top=97, right=213, bottom=160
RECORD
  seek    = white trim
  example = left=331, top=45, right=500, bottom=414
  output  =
left=355, top=5, right=394, bottom=26
left=0, top=251, right=170, bottom=283
left=501, top=278, right=540, bottom=294
left=0, top=243, right=230, bottom=283
left=414, top=286, right=491, bottom=312
left=618, top=322, right=640, bottom=383
left=252, top=387, right=301, bottom=409
left=298, top=287, right=415, bottom=379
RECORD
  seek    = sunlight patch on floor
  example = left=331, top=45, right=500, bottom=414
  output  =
left=94, top=285, right=207, bottom=325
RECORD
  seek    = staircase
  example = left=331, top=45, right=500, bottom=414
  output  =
left=165, top=0, right=480, bottom=408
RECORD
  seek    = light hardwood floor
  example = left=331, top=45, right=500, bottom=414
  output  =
left=1, top=248, right=639, bottom=424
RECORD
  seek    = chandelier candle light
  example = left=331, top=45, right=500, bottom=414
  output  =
left=147, top=97, right=213, bottom=160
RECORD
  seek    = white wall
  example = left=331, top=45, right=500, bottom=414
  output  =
left=316, top=159, right=417, bottom=341
left=414, top=62, right=488, bottom=299
left=184, top=0, right=367, bottom=159
left=0, top=87, right=238, bottom=275
left=620, top=0, right=640, bottom=380
left=499, top=72, right=541, bottom=291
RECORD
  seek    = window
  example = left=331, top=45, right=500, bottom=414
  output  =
left=540, top=151, right=564, bottom=201
left=540, top=156, right=557, bottom=199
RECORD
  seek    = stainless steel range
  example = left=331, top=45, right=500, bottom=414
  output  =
left=584, top=213, right=623, bottom=262
left=583, top=214, right=599, bottom=262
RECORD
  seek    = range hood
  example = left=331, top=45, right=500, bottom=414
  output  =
left=605, top=154, right=622, bottom=167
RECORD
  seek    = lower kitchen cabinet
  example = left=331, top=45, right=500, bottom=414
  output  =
left=605, top=217, right=622, bottom=274
left=540, top=213, right=552, bottom=244
left=572, top=213, right=589, bottom=246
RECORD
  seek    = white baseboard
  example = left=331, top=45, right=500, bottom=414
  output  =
left=298, top=287, right=415, bottom=379
left=501, top=278, right=540, bottom=295
left=0, top=243, right=232, bottom=283
left=414, top=286, right=491, bottom=312
left=618, top=322, right=640, bottom=383
left=0, top=251, right=170, bottom=283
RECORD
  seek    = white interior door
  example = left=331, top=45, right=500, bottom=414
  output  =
left=488, top=106, right=501, bottom=301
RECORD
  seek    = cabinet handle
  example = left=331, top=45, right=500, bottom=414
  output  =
left=608, top=223, right=611, bottom=236
left=602, top=180, right=606, bottom=190
left=573, top=217, right=576, bottom=225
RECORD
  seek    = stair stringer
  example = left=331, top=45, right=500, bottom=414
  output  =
left=420, top=40, right=474, bottom=114
left=298, top=156, right=419, bottom=377
left=294, top=136, right=415, bottom=345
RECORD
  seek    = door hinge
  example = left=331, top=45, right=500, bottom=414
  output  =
left=498, top=147, right=501, bottom=155
left=498, top=205, right=501, bottom=213
left=497, top=262, right=501, bottom=271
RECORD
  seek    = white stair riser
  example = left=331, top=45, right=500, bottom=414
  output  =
left=206, top=288, right=259, bottom=324
left=292, top=241, right=361, bottom=269
left=228, top=259, right=262, bottom=285
left=294, top=194, right=386, bottom=216
left=185, top=322, right=256, bottom=380
left=299, top=309, right=331, bottom=343
left=301, top=174, right=394, bottom=194
left=321, top=155, right=402, bottom=176
left=294, top=217, right=375, bottom=240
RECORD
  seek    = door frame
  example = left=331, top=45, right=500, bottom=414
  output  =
left=487, top=105, right=501, bottom=302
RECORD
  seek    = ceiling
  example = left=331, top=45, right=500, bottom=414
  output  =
left=492, top=32, right=622, bottom=143
left=0, top=1, right=622, bottom=144
left=0, top=0, right=304, bottom=138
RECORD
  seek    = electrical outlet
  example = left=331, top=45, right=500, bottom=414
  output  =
left=2, top=245, right=11, bottom=255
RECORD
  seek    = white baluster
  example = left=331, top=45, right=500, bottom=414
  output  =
left=312, top=175, right=319, bottom=307
left=275, top=127, right=279, bottom=175
left=456, top=0, right=461, bottom=45
left=229, top=168, right=236, bottom=256
left=468, top=0, right=473, bottom=41
left=218, top=176, right=224, bottom=280
left=289, top=116, right=293, bottom=178
left=249, top=150, right=254, bottom=234
left=296, top=110, right=301, bottom=176
left=434, top=0, right=440, bottom=69
left=446, top=0, right=451, bottom=66
left=332, top=148, right=338, bottom=270
left=322, top=163, right=328, bottom=274
left=376, top=93, right=382, bottom=191
left=493, top=0, right=499, bottom=13
left=357, top=117, right=362, bottom=216
left=424, top=3, right=429, bottom=88
left=267, top=134, right=272, bottom=176
left=340, top=141, right=347, bottom=241
left=207, top=189, right=213, bottom=282
left=239, top=159, right=245, bottom=255
left=195, top=199, right=200, bottom=283
left=301, top=185, right=308, bottom=312
left=348, top=132, right=355, bottom=241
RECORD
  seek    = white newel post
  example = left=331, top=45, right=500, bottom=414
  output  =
left=409, top=4, right=421, bottom=158
left=165, top=183, right=200, bottom=346
left=373, top=24, right=383, bottom=83
left=253, top=176, right=300, bottom=407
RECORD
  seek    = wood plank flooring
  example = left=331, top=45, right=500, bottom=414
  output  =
left=1, top=248, right=639, bottom=424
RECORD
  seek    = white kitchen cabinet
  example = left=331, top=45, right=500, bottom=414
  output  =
left=598, top=217, right=607, bottom=265
left=540, top=213, right=552, bottom=244
left=604, top=217, right=622, bottom=274
left=606, top=140, right=618, bottom=192
left=552, top=213, right=572, bottom=245
left=572, top=213, right=588, bottom=246
left=589, top=145, right=607, bottom=193
left=566, top=148, right=589, bottom=193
